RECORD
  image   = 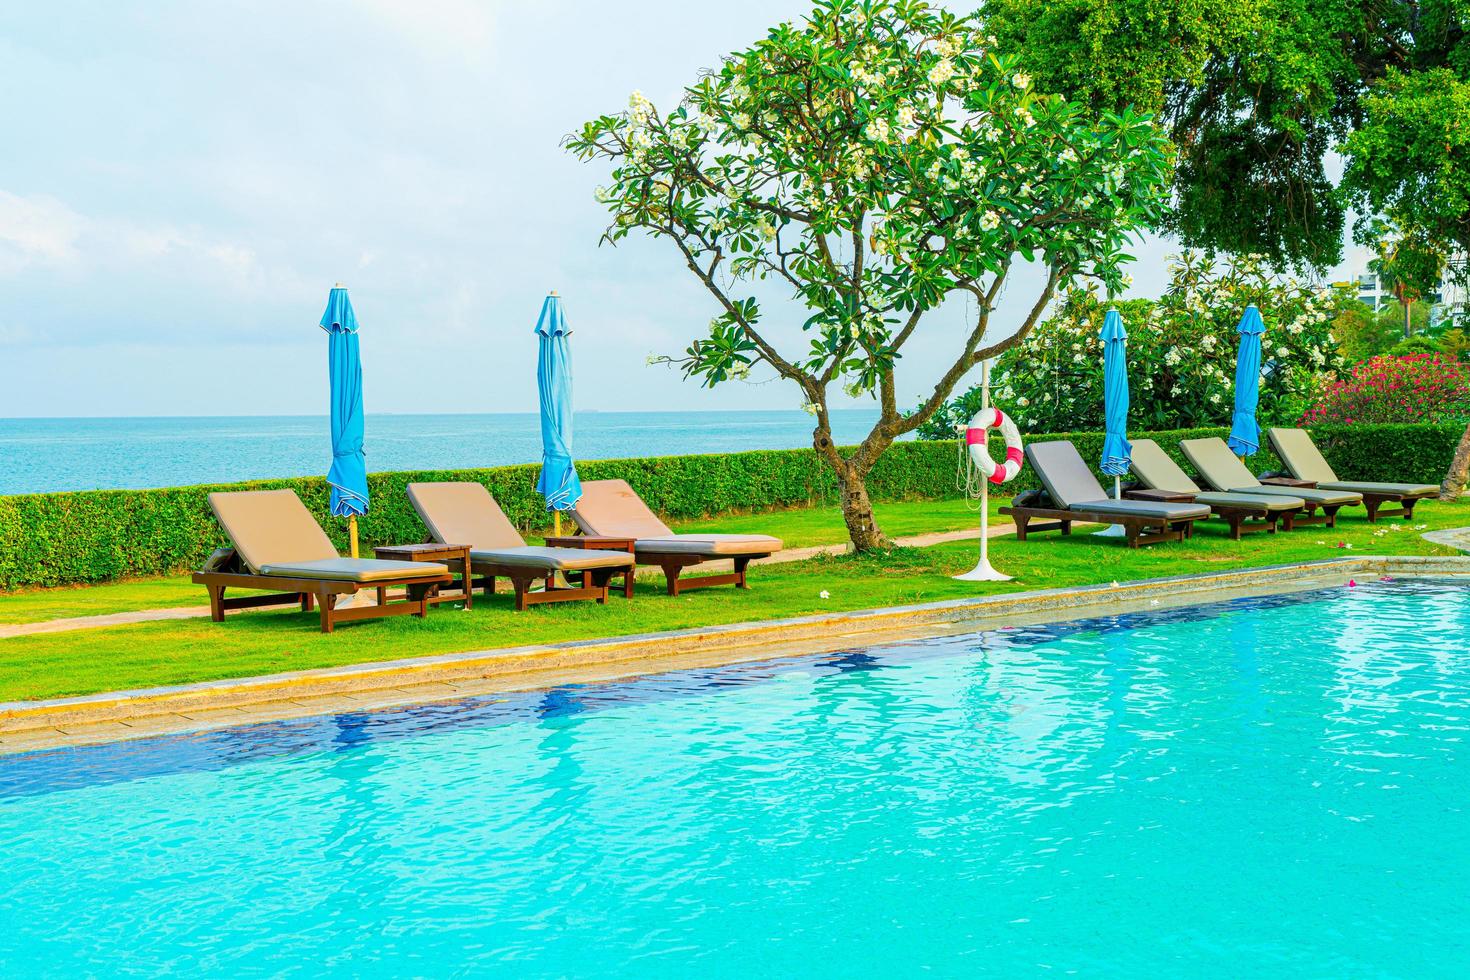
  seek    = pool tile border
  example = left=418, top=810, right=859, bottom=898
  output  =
left=3, top=555, right=1467, bottom=753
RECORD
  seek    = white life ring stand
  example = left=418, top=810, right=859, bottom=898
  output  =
left=965, top=407, right=1024, bottom=485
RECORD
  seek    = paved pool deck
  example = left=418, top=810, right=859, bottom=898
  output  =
left=3, top=554, right=1467, bottom=755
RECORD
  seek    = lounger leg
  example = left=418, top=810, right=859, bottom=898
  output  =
left=376, top=586, right=387, bottom=606
left=1403, top=498, right=1418, bottom=521
left=663, top=560, right=683, bottom=597
left=1266, top=514, right=1279, bottom=535
left=207, top=585, right=225, bottom=622
left=1060, top=520, right=1073, bottom=536
left=1324, top=505, right=1340, bottom=529
left=300, top=592, right=314, bottom=612
left=1125, top=523, right=1140, bottom=549
left=734, top=557, right=751, bottom=589
left=1228, top=514, right=1243, bottom=541
left=509, top=572, right=536, bottom=611
left=1364, top=497, right=1380, bottom=523
left=1282, top=511, right=1297, bottom=532
left=320, top=594, right=336, bottom=633
left=1014, top=515, right=1029, bottom=541
left=623, top=568, right=635, bottom=599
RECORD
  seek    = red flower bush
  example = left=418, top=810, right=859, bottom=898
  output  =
left=1301, top=354, right=1470, bottom=426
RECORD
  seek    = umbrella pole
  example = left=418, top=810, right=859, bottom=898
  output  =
left=1093, top=476, right=1128, bottom=537
left=349, top=515, right=359, bottom=559
left=553, top=511, right=562, bottom=538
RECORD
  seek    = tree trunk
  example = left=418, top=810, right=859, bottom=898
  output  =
left=837, top=468, right=890, bottom=551
left=1440, top=420, right=1470, bottom=501
left=1404, top=299, right=1412, bottom=338
left=811, top=417, right=892, bottom=551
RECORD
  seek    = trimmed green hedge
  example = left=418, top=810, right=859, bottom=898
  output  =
left=0, top=423, right=1457, bottom=590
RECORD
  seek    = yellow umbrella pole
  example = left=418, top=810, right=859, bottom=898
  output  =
left=349, top=515, right=359, bottom=558
left=553, top=511, right=562, bottom=538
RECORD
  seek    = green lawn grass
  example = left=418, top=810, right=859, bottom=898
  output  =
left=0, top=498, right=1464, bottom=703
left=0, top=498, right=995, bottom=626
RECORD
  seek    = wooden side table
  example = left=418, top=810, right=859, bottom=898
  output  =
left=373, top=542, right=473, bottom=609
left=1260, top=476, right=1317, bottom=489
left=543, top=535, right=637, bottom=599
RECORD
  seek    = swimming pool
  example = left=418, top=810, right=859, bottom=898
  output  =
left=3, top=580, right=1468, bottom=976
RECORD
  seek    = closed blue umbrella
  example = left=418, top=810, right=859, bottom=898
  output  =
left=1227, top=305, right=1265, bottom=457
left=535, top=292, right=581, bottom=534
left=1099, top=308, right=1132, bottom=478
left=321, top=284, right=368, bottom=556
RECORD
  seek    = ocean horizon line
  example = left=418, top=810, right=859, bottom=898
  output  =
left=0, top=407, right=879, bottom=423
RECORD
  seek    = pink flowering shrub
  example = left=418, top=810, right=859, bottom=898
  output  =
left=1301, top=354, right=1470, bottom=426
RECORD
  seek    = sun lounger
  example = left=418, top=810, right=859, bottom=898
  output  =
left=1127, top=439, right=1306, bottom=539
left=407, top=482, right=636, bottom=610
left=193, top=489, right=452, bottom=633
left=1180, top=437, right=1362, bottom=528
left=1267, top=427, right=1437, bottom=522
left=998, top=440, right=1210, bottom=547
left=570, top=479, right=782, bottom=595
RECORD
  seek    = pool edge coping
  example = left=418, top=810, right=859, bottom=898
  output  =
left=4, top=555, right=1468, bottom=751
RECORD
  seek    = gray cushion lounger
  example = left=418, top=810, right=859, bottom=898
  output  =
left=999, top=440, right=1209, bottom=548
left=1268, top=427, right=1437, bottom=521
left=407, top=481, right=634, bottom=609
left=571, top=479, right=782, bottom=595
left=195, top=489, right=452, bottom=632
left=1129, top=439, right=1306, bottom=537
left=1180, top=437, right=1361, bottom=527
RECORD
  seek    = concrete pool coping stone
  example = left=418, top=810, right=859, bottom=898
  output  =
left=3, top=554, right=1468, bottom=754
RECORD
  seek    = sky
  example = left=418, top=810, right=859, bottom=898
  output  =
left=0, top=1, right=1366, bottom=420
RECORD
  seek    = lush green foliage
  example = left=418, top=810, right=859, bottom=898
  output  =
left=1343, top=70, right=1470, bottom=289
left=6, top=422, right=1458, bottom=591
left=985, top=0, right=1470, bottom=277
left=565, top=0, right=1173, bottom=547
left=1302, top=355, right=1470, bottom=426
left=921, top=252, right=1344, bottom=435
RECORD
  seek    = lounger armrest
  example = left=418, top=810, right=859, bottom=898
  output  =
left=1260, top=476, right=1317, bottom=489
left=1124, top=488, right=1196, bottom=503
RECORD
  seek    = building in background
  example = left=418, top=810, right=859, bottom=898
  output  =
left=1339, top=252, right=1467, bottom=328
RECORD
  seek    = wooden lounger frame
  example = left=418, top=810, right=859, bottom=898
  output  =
left=1259, top=475, right=1433, bottom=523
left=1357, top=491, right=1433, bottom=522
left=999, top=491, right=1202, bottom=548
left=1123, top=487, right=1301, bottom=540
left=635, top=553, right=764, bottom=596
left=193, top=554, right=452, bottom=634
left=473, top=560, right=625, bottom=611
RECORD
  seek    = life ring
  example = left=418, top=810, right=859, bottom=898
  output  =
left=965, top=407, right=1024, bottom=485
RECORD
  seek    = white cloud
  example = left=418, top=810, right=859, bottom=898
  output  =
left=0, top=191, right=84, bottom=272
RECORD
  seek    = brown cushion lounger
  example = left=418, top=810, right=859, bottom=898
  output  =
left=1180, top=437, right=1361, bottom=528
left=571, top=479, right=782, bottom=595
left=194, top=489, right=452, bottom=632
left=1267, top=427, right=1437, bottom=521
left=999, top=440, right=1209, bottom=548
left=1128, top=439, right=1306, bottom=538
left=406, top=481, right=635, bottom=610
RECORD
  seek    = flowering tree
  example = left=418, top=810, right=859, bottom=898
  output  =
left=567, top=0, right=1172, bottom=550
left=1301, top=354, right=1470, bottom=427
left=920, top=252, right=1344, bottom=437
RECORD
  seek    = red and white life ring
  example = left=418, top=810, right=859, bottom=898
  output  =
left=965, top=407, right=1024, bottom=484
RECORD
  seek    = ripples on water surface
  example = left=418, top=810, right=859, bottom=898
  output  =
left=2, top=581, right=1469, bottom=976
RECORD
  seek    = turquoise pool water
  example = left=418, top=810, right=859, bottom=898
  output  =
left=3, top=581, right=1469, bottom=976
